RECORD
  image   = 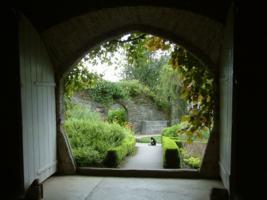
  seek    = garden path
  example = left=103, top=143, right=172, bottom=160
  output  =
left=120, top=143, right=163, bottom=169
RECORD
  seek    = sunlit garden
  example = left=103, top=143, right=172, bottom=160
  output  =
left=63, top=32, right=215, bottom=169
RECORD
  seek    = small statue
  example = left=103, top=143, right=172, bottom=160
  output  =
left=150, top=137, right=156, bottom=146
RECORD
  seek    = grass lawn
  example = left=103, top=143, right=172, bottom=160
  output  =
left=136, top=135, right=208, bottom=145
left=136, top=135, right=162, bottom=144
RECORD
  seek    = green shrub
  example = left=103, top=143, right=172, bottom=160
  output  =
left=64, top=103, right=134, bottom=167
left=162, top=136, right=180, bottom=168
left=162, top=123, right=189, bottom=140
left=108, top=108, right=127, bottom=126
left=201, top=128, right=210, bottom=140
left=87, top=79, right=169, bottom=112
left=89, top=80, right=126, bottom=105
left=72, top=147, right=102, bottom=167
left=183, top=156, right=201, bottom=169
left=65, top=104, right=101, bottom=121
left=174, top=140, right=183, bottom=148
left=162, top=124, right=181, bottom=137
left=162, top=122, right=210, bottom=142
left=104, top=134, right=136, bottom=167
left=65, top=119, right=131, bottom=166
left=118, top=80, right=169, bottom=111
left=118, top=80, right=151, bottom=97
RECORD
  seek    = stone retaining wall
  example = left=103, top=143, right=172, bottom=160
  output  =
left=141, top=120, right=168, bottom=135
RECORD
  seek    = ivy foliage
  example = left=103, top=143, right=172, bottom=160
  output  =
left=64, top=60, right=99, bottom=98
left=118, top=80, right=169, bottom=111
left=108, top=108, right=127, bottom=126
left=88, top=79, right=169, bottom=112
left=85, top=32, right=147, bottom=66
left=169, top=48, right=214, bottom=141
left=88, top=80, right=126, bottom=105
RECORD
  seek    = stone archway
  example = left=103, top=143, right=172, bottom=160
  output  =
left=110, top=101, right=129, bottom=121
left=41, top=6, right=223, bottom=77
left=42, top=6, right=223, bottom=178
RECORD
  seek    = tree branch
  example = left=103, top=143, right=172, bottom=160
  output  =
left=111, top=34, right=147, bottom=44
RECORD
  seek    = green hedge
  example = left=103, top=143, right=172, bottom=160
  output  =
left=162, top=136, right=181, bottom=168
left=104, top=134, right=136, bottom=167
left=108, top=108, right=127, bottom=126
left=183, top=157, right=201, bottom=169
left=64, top=104, right=135, bottom=167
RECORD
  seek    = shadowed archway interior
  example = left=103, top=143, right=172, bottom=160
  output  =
left=38, top=6, right=224, bottom=179
left=8, top=1, right=237, bottom=198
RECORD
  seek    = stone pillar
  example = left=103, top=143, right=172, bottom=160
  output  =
left=56, top=78, right=76, bottom=174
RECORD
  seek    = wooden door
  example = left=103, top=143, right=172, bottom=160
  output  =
left=219, top=6, right=234, bottom=191
left=19, top=15, right=57, bottom=190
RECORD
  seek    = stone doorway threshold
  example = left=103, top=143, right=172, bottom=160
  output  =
left=43, top=175, right=225, bottom=200
left=77, top=167, right=202, bottom=179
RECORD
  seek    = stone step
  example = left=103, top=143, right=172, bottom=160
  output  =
left=77, top=167, right=201, bottom=179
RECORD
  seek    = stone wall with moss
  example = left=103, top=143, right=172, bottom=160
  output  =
left=74, top=91, right=169, bottom=134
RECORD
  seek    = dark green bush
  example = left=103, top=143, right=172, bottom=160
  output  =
left=117, top=80, right=151, bottom=97
left=72, top=146, right=103, bottom=167
left=162, top=123, right=183, bottom=137
left=104, top=134, right=136, bottom=167
left=65, top=104, right=101, bottom=121
left=162, top=122, right=210, bottom=142
left=88, top=80, right=169, bottom=112
left=183, top=156, right=201, bottom=169
left=89, top=80, right=126, bottom=105
left=118, top=80, right=169, bottom=111
left=108, top=108, right=127, bottom=126
left=64, top=104, right=134, bottom=167
left=174, top=140, right=183, bottom=148
left=162, top=136, right=180, bottom=168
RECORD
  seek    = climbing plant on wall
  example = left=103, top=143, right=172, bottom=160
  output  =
left=64, top=60, right=99, bottom=98
left=169, top=47, right=214, bottom=141
left=88, top=80, right=126, bottom=106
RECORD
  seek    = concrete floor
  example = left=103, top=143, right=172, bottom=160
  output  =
left=121, top=143, right=163, bottom=169
left=43, top=175, right=224, bottom=200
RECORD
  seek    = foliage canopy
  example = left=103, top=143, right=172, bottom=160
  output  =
left=64, top=32, right=215, bottom=141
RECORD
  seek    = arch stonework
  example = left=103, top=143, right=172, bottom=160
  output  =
left=41, top=6, right=223, bottom=77
left=46, top=6, right=223, bottom=178
left=72, top=92, right=169, bottom=135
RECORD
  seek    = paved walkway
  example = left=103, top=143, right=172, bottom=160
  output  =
left=120, top=143, right=163, bottom=169
left=44, top=176, right=224, bottom=200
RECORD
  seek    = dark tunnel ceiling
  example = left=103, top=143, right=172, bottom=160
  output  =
left=16, top=0, right=233, bottom=32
